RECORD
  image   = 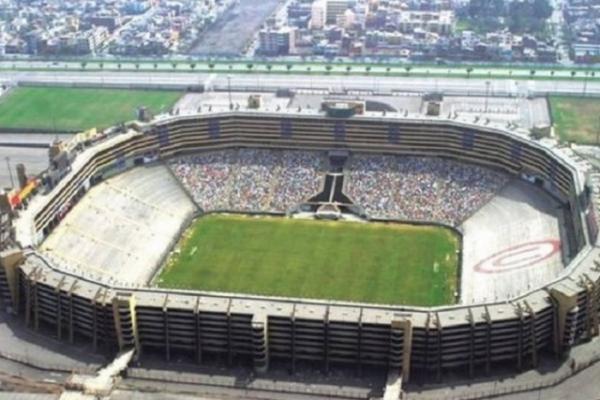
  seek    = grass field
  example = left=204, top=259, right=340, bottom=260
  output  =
left=157, top=215, right=460, bottom=306
left=0, top=87, right=181, bottom=131
left=550, top=96, right=600, bottom=144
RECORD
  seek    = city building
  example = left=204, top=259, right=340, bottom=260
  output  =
left=311, top=0, right=327, bottom=29
left=397, top=10, right=454, bottom=35
left=326, top=0, right=351, bottom=24
left=258, top=26, right=295, bottom=56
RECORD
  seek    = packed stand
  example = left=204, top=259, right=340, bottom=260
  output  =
left=169, top=149, right=325, bottom=212
left=169, top=151, right=236, bottom=210
left=346, top=155, right=509, bottom=226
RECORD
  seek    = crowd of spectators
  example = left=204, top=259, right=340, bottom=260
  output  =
left=346, top=155, right=509, bottom=226
left=170, top=150, right=508, bottom=225
left=169, top=149, right=324, bottom=212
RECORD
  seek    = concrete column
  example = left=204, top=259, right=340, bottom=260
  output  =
left=195, top=297, right=202, bottom=364
left=483, top=306, right=492, bottom=375
left=583, top=274, right=599, bottom=338
left=424, top=313, right=431, bottom=369
left=324, top=305, right=330, bottom=374
left=390, top=319, right=412, bottom=384
left=24, top=277, right=31, bottom=327
left=524, top=301, right=538, bottom=368
left=163, top=295, right=170, bottom=362
left=226, top=299, right=232, bottom=366
left=33, top=274, right=39, bottom=332
left=467, top=308, right=475, bottom=378
left=549, top=285, right=579, bottom=353
left=92, top=291, right=99, bottom=351
left=251, top=313, right=269, bottom=373
left=516, top=304, right=524, bottom=371
left=434, top=312, right=442, bottom=382
left=0, top=249, right=23, bottom=312
left=291, top=305, right=296, bottom=374
left=68, top=281, right=76, bottom=344
left=55, top=277, right=65, bottom=341
left=357, top=308, right=363, bottom=377
left=112, top=292, right=139, bottom=353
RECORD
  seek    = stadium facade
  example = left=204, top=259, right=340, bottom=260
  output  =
left=1, top=111, right=599, bottom=385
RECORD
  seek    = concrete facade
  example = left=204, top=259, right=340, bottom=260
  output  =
left=1, top=111, right=599, bottom=385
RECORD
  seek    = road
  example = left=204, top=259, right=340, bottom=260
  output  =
left=191, top=0, right=281, bottom=55
left=1, top=59, right=599, bottom=80
left=2, top=70, right=600, bottom=97
left=550, top=0, right=571, bottom=65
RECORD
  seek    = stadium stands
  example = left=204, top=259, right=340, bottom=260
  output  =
left=3, top=111, right=598, bottom=385
left=169, top=149, right=325, bottom=212
left=346, top=155, right=509, bottom=226
left=40, top=165, right=197, bottom=285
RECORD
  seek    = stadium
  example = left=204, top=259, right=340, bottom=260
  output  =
left=1, top=105, right=599, bottom=394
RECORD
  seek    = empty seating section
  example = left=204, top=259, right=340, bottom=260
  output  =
left=346, top=155, right=510, bottom=226
left=169, top=149, right=324, bottom=213
left=40, top=165, right=197, bottom=285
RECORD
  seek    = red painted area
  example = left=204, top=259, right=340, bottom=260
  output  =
left=474, top=239, right=561, bottom=273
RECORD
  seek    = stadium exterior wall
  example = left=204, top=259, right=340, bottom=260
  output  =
left=3, top=111, right=600, bottom=384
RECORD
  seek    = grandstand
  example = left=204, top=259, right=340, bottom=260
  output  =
left=40, top=165, right=197, bottom=285
left=460, top=180, right=564, bottom=303
left=169, top=149, right=325, bottom=213
left=0, top=110, right=598, bottom=391
left=345, top=154, right=510, bottom=226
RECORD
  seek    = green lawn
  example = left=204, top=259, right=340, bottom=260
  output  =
left=0, top=87, right=181, bottom=131
left=157, top=215, right=460, bottom=306
left=550, top=96, right=600, bottom=144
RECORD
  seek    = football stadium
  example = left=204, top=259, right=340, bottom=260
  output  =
left=1, top=103, right=599, bottom=393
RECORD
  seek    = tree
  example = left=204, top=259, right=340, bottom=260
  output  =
left=99, top=62, right=104, bottom=70
left=286, top=64, right=293, bottom=73
left=386, top=67, right=391, bottom=75
left=246, top=63, right=254, bottom=72
left=266, top=64, right=273, bottom=73
left=307, top=66, right=312, bottom=74
left=508, top=0, right=552, bottom=34
left=466, top=0, right=506, bottom=33
left=117, top=63, right=122, bottom=70
left=208, top=63, right=215, bottom=71
left=190, top=63, right=196, bottom=71
left=135, top=63, right=140, bottom=70
left=154, top=63, right=158, bottom=70
left=172, top=63, right=177, bottom=70
left=325, top=65, right=333, bottom=74
left=466, top=67, right=473, bottom=78
left=571, top=70, right=576, bottom=79
left=365, top=66, right=371, bottom=75
left=530, top=69, right=536, bottom=77
left=405, top=66, right=412, bottom=76
left=80, top=61, right=87, bottom=70
left=346, top=65, right=352, bottom=74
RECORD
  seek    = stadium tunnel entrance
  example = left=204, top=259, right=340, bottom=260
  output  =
left=300, top=150, right=365, bottom=219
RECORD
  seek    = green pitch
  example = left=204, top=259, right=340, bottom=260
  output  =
left=550, top=96, right=600, bottom=144
left=0, top=87, right=181, bottom=131
left=157, top=215, right=460, bottom=306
